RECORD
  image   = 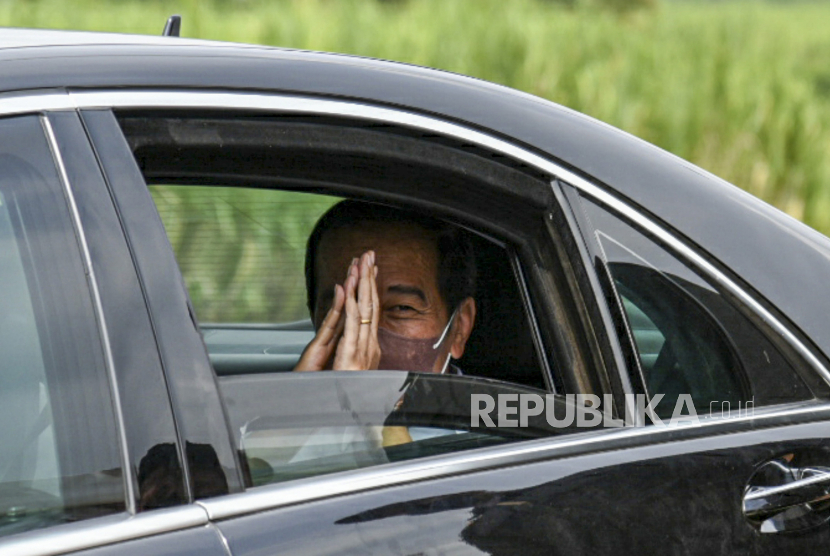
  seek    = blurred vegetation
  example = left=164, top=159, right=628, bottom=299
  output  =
left=1, top=0, right=827, bottom=229
left=150, top=186, right=338, bottom=322
left=3, top=0, right=829, bottom=321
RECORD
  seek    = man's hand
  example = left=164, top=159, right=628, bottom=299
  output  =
left=293, top=277, right=346, bottom=372
left=333, top=250, right=381, bottom=370
left=294, top=251, right=380, bottom=371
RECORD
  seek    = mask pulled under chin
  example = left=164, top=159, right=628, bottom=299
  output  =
left=376, top=310, right=456, bottom=374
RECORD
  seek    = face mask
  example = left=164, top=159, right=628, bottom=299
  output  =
left=377, top=309, right=457, bottom=374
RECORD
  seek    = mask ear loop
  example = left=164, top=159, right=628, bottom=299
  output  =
left=433, top=307, right=458, bottom=374
left=439, top=351, right=453, bottom=375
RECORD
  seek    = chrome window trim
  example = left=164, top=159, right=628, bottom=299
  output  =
left=0, top=91, right=73, bottom=117
left=41, top=115, right=136, bottom=513
left=199, top=400, right=830, bottom=521
left=0, top=506, right=207, bottom=556
left=53, top=88, right=828, bottom=386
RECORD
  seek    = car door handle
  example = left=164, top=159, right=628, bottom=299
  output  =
left=744, top=470, right=830, bottom=515
left=743, top=456, right=830, bottom=533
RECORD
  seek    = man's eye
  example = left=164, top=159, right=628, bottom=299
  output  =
left=391, top=305, right=416, bottom=313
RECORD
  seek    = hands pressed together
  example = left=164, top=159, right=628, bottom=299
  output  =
left=294, top=250, right=413, bottom=446
left=294, top=250, right=381, bottom=372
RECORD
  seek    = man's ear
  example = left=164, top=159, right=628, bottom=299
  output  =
left=450, top=297, right=476, bottom=359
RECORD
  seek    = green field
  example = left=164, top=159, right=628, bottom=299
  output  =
left=3, top=0, right=829, bottom=234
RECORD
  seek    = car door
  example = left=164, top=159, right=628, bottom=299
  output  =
left=0, top=106, right=230, bottom=556
left=76, top=90, right=830, bottom=556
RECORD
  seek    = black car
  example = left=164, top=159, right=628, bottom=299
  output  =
left=2, top=25, right=830, bottom=556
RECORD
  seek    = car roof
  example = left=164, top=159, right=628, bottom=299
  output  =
left=0, top=27, right=236, bottom=49
left=3, top=27, right=830, bottom=361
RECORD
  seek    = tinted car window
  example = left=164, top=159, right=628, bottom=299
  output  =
left=576, top=193, right=813, bottom=418
left=220, top=371, right=565, bottom=486
left=0, top=116, right=125, bottom=538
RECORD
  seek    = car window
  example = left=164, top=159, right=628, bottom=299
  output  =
left=0, top=116, right=125, bottom=538
left=575, top=193, right=813, bottom=418
left=148, top=184, right=561, bottom=486
left=120, top=113, right=562, bottom=489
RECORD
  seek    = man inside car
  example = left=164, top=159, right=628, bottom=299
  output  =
left=294, top=200, right=477, bottom=378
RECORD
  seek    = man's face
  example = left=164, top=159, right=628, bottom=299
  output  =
left=314, top=222, right=451, bottom=343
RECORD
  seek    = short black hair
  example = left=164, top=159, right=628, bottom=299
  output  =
left=305, top=200, right=476, bottom=316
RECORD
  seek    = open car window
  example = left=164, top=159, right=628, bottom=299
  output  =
left=147, top=182, right=570, bottom=486
left=120, top=112, right=592, bottom=488
left=150, top=186, right=339, bottom=325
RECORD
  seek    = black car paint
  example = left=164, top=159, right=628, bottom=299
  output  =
left=0, top=30, right=829, bottom=555
left=217, top=418, right=830, bottom=555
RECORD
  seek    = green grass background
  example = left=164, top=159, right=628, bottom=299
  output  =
left=3, top=0, right=829, bottom=321
left=3, top=0, right=829, bottom=231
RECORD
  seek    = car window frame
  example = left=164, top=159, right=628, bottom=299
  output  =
left=80, top=108, right=248, bottom=501
left=76, top=95, right=617, bottom=468
left=6, top=89, right=640, bottom=403
left=79, top=89, right=830, bottom=404
left=102, top=110, right=600, bottom=463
